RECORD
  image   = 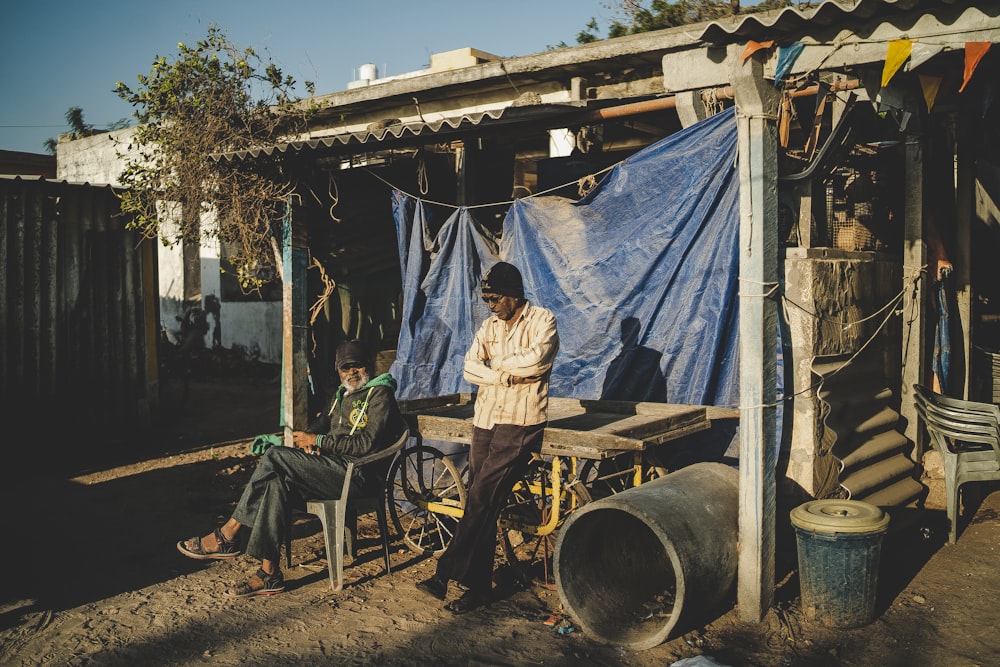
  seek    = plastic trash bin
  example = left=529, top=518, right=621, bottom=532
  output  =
left=789, top=499, right=890, bottom=628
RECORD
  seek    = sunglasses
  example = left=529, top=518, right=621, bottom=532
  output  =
left=339, top=363, right=365, bottom=372
left=482, top=295, right=506, bottom=305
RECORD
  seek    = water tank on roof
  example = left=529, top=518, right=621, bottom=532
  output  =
left=359, top=63, right=378, bottom=82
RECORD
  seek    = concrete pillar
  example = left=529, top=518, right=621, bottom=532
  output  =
left=730, top=44, right=781, bottom=623
left=900, top=135, right=926, bottom=453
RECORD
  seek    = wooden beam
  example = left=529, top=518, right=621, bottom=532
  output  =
left=730, top=44, right=780, bottom=623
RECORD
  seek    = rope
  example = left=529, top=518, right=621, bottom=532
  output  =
left=735, top=108, right=779, bottom=122
left=307, top=255, right=336, bottom=327
left=416, top=152, right=429, bottom=195
left=782, top=286, right=906, bottom=328
left=499, top=60, right=520, bottom=97
left=729, top=270, right=917, bottom=411
left=363, top=161, right=622, bottom=210
left=328, top=173, right=341, bottom=223
left=738, top=277, right=780, bottom=299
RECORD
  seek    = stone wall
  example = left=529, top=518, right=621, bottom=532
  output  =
left=782, top=249, right=903, bottom=497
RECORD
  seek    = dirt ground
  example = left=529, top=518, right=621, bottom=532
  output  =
left=2, top=376, right=999, bottom=667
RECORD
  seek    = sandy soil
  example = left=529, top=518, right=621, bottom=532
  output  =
left=2, top=377, right=999, bottom=666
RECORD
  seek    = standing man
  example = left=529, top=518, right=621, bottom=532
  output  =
left=416, top=261, right=559, bottom=614
left=177, top=339, right=407, bottom=597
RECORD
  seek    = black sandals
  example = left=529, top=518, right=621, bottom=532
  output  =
left=225, top=567, right=285, bottom=597
left=177, top=527, right=241, bottom=560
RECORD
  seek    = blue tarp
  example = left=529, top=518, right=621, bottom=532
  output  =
left=390, top=109, right=744, bottom=408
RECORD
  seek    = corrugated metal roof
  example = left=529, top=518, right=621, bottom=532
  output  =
left=812, top=350, right=923, bottom=508
left=697, top=0, right=950, bottom=45
left=214, top=103, right=596, bottom=163
left=0, top=174, right=120, bottom=190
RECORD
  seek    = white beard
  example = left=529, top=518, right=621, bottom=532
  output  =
left=343, top=371, right=370, bottom=393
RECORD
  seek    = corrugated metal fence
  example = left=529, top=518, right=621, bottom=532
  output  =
left=1, top=176, right=158, bottom=452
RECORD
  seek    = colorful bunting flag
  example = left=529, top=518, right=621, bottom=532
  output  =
left=741, top=40, right=775, bottom=64
left=774, top=42, right=805, bottom=88
left=960, top=42, right=992, bottom=92
left=905, top=43, right=944, bottom=71
left=882, top=40, right=912, bottom=87
left=918, top=74, right=943, bottom=112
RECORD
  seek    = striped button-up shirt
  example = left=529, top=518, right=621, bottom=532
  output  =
left=463, top=301, right=559, bottom=428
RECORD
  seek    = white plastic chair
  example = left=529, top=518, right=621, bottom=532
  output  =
left=288, top=429, right=409, bottom=591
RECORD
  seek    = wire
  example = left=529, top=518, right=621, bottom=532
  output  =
left=363, top=161, right=622, bottom=210
left=732, top=275, right=912, bottom=411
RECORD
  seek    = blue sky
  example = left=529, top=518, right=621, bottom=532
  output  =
left=1, top=0, right=615, bottom=154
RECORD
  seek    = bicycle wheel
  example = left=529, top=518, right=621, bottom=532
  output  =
left=577, top=452, right=666, bottom=501
left=577, top=457, right=632, bottom=501
left=387, top=444, right=467, bottom=556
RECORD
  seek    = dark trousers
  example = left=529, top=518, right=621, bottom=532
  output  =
left=231, top=446, right=355, bottom=563
left=435, top=423, right=544, bottom=593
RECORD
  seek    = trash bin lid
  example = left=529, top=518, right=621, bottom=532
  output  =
left=790, top=499, right=889, bottom=534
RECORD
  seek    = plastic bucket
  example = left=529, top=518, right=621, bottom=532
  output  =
left=554, top=462, right=738, bottom=650
left=790, top=499, right=890, bottom=628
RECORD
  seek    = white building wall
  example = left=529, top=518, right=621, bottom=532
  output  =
left=56, top=128, right=136, bottom=185
left=218, top=301, right=283, bottom=362
left=57, top=129, right=281, bottom=364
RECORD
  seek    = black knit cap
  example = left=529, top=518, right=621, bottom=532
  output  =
left=480, top=262, right=524, bottom=298
left=335, top=340, right=369, bottom=370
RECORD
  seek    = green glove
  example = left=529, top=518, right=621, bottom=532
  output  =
left=250, top=434, right=283, bottom=455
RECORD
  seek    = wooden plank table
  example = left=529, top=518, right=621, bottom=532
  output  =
left=399, top=394, right=711, bottom=460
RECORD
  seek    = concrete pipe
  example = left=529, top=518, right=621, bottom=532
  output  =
left=554, top=462, right=738, bottom=650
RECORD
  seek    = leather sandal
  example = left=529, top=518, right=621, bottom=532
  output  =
left=225, top=567, right=285, bottom=598
left=177, top=527, right=241, bottom=560
left=444, top=590, right=489, bottom=615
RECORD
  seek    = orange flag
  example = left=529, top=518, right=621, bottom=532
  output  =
left=741, top=40, right=775, bottom=64
left=918, top=74, right=943, bottom=112
left=882, top=40, right=912, bottom=87
left=960, top=42, right=992, bottom=92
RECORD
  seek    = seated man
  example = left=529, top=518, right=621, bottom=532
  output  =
left=177, top=339, right=407, bottom=597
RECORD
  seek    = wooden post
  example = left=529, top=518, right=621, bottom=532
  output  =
left=954, top=106, right=974, bottom=399
left=282, top=198, right=310, bottom=445
left=900, top=136, right=926, bottom=451
left=141, top=236, right=160, bottom=419
left=730, top=45, right=780, bottom=623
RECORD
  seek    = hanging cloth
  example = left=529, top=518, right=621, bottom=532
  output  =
left=933, top=277, right=952, bottom=395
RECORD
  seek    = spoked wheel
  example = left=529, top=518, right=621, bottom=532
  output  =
left=387, top=445, right=467, bottom=556
left=577, top=452, right=659, bottom=501
left=499, top=455, right=587, bottom=589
